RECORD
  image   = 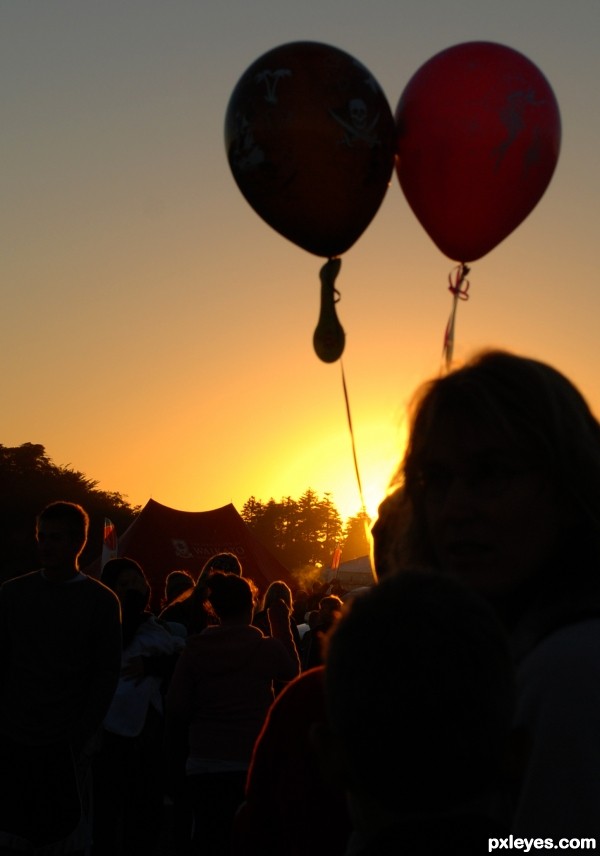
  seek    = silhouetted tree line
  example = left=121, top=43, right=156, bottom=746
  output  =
left=0, top=443, right=371, bottom=584
left=0, top=443, right=138, bottom=583
left=241, top=489, right=371, bottom=571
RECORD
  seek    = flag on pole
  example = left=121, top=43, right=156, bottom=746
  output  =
left=330, top=546, right=342, bottom=572
left=101, top=518, right=118, bottom=570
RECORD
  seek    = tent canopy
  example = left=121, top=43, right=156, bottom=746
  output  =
left=95, top=499, right=295, bottom=610
left=323, top=554, right=375, bottom=590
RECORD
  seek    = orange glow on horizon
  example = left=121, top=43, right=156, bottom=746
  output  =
left=2, top=3, right=598, bottom=550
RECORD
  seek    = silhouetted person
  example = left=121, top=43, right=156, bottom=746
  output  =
left=253, top=580, right=294, bottom=635
left=253, top=580, right=302, bottom=673
left=317, top=572, right=514, bottom=854
left=161, top=569, right=195, bottom=610
left=93, top=557, right=184, bottom=856
left=166, top=572, right=300, bottom=855
left=302, top=594, right=343, bottom=669
left=291, top=588, right=309, bottom=625
left=233, top=666, right=351, bottom=856
left=0, top=501, right=121, bottom=855
left=197, top=551, right=243, bottom=582
left=380, top=349, right=600, bottom=838
left=159, top=553, right=242, bottom=638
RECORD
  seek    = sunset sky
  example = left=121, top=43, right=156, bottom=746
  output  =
left=1, top=1, right=599, bottom=528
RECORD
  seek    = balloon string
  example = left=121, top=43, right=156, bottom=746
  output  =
left=341, top=360, right=367, bottom=516
left=442, top=263, right=470, bottom=369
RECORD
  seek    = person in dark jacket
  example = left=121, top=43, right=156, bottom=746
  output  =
left=166, top=572, right=299, bottom=855
left=0, top=501, right=121, bottom=855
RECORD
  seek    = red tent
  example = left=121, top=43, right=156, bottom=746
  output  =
left=91, top=499, right=294, bottom=610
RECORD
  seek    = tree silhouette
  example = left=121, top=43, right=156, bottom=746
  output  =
left=341, top=511, right=372, bottom=562
left=0, top=443, right=138, bottom=582
left=241, top=489, right=343, bottom=571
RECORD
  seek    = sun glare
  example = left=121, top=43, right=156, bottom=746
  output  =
left=266, top=417, right=408, bottom=526
left=157, top=408, right=409, bottom=533
left=345, top=420, right=407, bottom=523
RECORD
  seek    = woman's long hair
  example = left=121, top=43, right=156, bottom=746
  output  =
left=375, top=350, right=600, bottom=594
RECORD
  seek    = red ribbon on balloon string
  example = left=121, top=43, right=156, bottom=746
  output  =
left=442, top=263, right=470, bottom=369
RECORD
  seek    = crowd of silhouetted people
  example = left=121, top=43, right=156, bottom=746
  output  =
left=1, top=349, right=600, bottom=855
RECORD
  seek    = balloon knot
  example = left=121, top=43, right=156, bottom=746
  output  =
left=314, top=258, right=345, bottom=363
left=448, top=263, right=471, bottom=300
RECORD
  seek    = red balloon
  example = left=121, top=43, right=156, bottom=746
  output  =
left=225, top=42, right=396, bottom=258
left=395, top=42, right=561, bottom=262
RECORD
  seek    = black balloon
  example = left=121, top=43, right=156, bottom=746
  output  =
left=225, top=41, right=396, bottom=258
